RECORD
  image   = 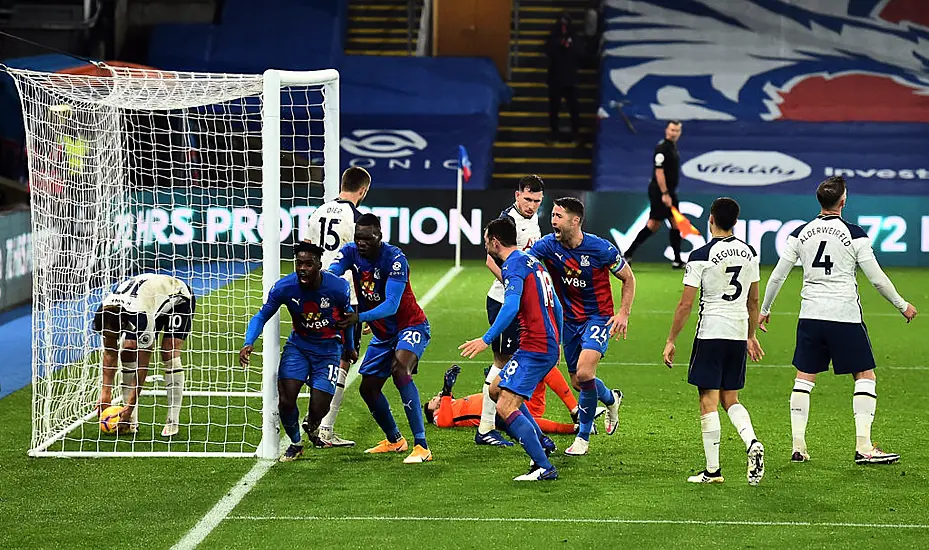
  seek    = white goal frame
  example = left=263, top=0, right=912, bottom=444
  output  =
left=7, top=65, right=339, bottom=458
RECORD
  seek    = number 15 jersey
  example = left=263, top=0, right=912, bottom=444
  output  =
left=781, top=215, right=875, bottom=323
left=683, top=236, right=759, bottom=341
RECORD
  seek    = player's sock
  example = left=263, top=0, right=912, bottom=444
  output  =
left=625, top=227, right=653, bottom=258
left=726, top=403, right=757, bottom=450
left=790, top=379, right=814, bottom=453
left=120, top=363, right=138, bottom=426
left=577, top=379, right=598, bottom=441
left=368, top=392, right=402, bottom=443
left=395, top=374, right=427, bottom=449
left=478, top=365, right=501, bottom=434
left=543, top=367, right=578, bottom=411
left=505, top=410, right=553, bottom=470
left=518, top=403, right=545, bottom=440
left=534, top=417, right=576, bottom=435
left=853, top=379, right=877, bottom=454
left=701, top=411, right=721, bottom=473
left=595, top=378, right=615, bottom=406
left=164, top=357, right=184, bottom=424
left=320, top=367, right=348, bottom=430
left=280, top=405, right=302, bottom=445
left=669, top=229, right=683, bottom=263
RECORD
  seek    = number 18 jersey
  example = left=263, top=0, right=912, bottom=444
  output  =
left=781, top=215, right=873, bottom=323
left=683, top=236, right=759, bottom=341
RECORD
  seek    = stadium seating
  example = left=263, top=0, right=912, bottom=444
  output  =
left=594, top=0, right=929, bottom=196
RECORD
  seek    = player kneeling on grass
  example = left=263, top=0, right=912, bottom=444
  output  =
left=93, top=274, right=195, bottom=437
left=663, top=198, right=766, bottom=485
left=240, top=241, right=356, bottom=462
left=425, top=365, right=587, bottom=435
left=460, top=217, right=563, bottom=481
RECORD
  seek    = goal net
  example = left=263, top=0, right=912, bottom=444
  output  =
left=7, top=64, right=339, bottom=457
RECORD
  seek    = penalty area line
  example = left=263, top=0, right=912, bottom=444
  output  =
left=172, top=266, right=463, bottom=550
left=223, top=515, right=929, bottom=529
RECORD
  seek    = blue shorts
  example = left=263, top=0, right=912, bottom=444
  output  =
left=793, top=319, right=876, bottom=375
left=499, top=349, right=559, bottom=399
left=359, top=322, right=431, bottom=378
left=486, top=296, right=519, bottom=355
left=279, top=340, right=342, bottom=394
left=687, top=338, right=747, bottom=390
left=563, top=318, right=611, bottom=373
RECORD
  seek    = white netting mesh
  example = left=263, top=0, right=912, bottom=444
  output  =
left=8, top=65, right=337, bottom=456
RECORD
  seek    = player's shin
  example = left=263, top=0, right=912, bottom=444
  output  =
left=577, top=379, right=599, bottom=441
left=853, top=379, right=877, bottom=454
left=701, top=411, right=721, bottom=473
left=479, top=365, right=502, bottom=434
left=395, top=373, right=427, bottom=448
left=669, top=229, right=683, bottom=263
left=364, top=389, right=402, bottom=443
left=120, top=363, right=139, bottom=427
left=320, top=364, right=349, bottom=431
left=505, top=410, right=553, bottom=470
left=726, top=403, right=757, bottom=450
left=790, top=379, right=815, bottom=454
left=594, top=378, right=615, bottom=406
left=164, top=357, right=184, bottom=426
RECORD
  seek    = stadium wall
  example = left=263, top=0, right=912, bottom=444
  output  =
left=0, top=209, right=32, bottom=312
left=124, top=187, right=929, bottom=267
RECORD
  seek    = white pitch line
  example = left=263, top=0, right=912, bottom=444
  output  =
left=416, top=359, right=929, bottom=371
left=173, top=266, right=463, bottom=550
left=224, top=515, right=929, bottom=530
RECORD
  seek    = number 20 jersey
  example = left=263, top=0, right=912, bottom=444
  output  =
left=780, top=215, right=874, bottom=324
left=683, top=236, right=759, bottom=341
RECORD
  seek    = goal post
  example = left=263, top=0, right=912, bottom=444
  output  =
left=5, top=63, right=340, bottom=458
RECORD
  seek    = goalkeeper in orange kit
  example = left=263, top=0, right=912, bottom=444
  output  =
left=425, top=365, right=597, bottom=435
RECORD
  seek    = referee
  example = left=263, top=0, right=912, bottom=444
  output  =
left=624, top=120, right=684, bottom=268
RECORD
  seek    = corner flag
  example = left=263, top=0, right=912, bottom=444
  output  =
left=457, top=145, right=472, bottom=183
left=670, top=206, right=701, bottom=237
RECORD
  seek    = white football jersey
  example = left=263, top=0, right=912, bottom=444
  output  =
left=101, top=274, right=192, bottom=349
left=307, top=199, right=360, bottom=304
left=778, top=215, right=878, bottom=323
left=487, top=203, right=542, bottom=303
left=683, top=236, right=760, bottom=341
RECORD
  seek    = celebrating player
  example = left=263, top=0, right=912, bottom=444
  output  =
left=623, top=120, right=684, bottom=267
left=760, top=176, right=918, bottom=465
left=663, top=197, right=765, bottom=485
left=328, top=214, right=433, bottom=464
left=93, top=273, right=195, bottom=437
left=425, top=365, right=583, bottom=435
left=304, top=166, right=371, bottom=448
left=460, top=217, right=563, bottom=481
left=478, top=174, right=544, bottom=447
left=240, top=241, right=355, bottom=462
left=529, top=197, right=634, bottom=456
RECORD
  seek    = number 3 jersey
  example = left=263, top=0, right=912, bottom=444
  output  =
left=529, top=233, right=625, bottom=325
left=683, top=236, right=760, bottom=341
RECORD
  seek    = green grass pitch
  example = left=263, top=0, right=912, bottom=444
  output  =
left=1, top=260, right=928, bottom=549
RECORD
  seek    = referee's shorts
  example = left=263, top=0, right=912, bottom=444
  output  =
left=648, top=184, right=679, bottom=221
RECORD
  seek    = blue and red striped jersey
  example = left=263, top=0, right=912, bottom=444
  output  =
left=502, top=250, right=560, bottom=355
left=329, top=242, right=428, bottom=340
left=530, top=233, right=625, bottom=324
left=244, top=271, right=353, bottom=349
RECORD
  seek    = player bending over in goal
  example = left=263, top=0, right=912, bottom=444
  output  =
left=329, top=214, right=434, bottom=464
left=530, top=197, right=635, bottom=456
left=240, top=241, right=355, bottom=462
left=663, top=197, right=765, bottom=485
left=760, top=176, right=918, bottom=465
left=304, top=166, right=371, bottom=448
left=460, top=217, right=562, bottom=481
left=93, top=273, right=195, bottom=437
left=425, top=365, right=590, bottom=435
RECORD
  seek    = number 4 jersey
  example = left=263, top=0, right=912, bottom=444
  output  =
left=684, top=236, right=760, bottom=341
